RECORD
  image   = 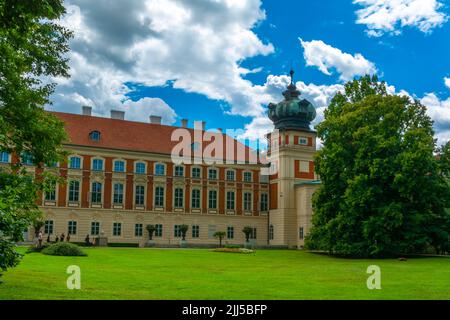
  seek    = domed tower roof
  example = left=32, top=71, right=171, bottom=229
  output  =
left=268, top=69, right=316, bottom=131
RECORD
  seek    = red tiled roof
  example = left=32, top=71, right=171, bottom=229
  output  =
left=51, top=112, right=260, bottom=164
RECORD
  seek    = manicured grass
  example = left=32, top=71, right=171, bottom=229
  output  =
left=0, top=247, right=448, bottom=300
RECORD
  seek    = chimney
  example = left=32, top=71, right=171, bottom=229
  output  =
left=82, top=106, right=92, bottom=116
left=181, top=119, right=188, bottom=128
left=149, top=115, right=162, bottom=125
left=110, top=110, right=125, bottom=120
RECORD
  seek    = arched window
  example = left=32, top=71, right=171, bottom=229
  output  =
left=114, top=160, right=125, bottom=172
left=89, top=131, right=101, bottom=141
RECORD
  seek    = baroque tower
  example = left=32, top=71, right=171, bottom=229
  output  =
left=267, top=70, right=319, bottom=248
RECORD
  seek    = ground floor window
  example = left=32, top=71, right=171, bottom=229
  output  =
left=91, top=222, right=100, bottom=236
left=44, top=220, right=54, bottom=234
left=113, top=222, right=122, bottom=236
left=174, top=225, right=182, bottom=238
left=208, top=225, right=216, bottom=239
left=227, top=226, right=234, bottom=239
left=299, top=227, right=304, bottom=240
left=155, top=224, right=163, bottom=237
left=250, top=227, right=257, bottom=240
left=269, top=225, right=274, bottom=240
left=192, top=225, right=199, bottom=238
left=68, top=221, right=77, bottom=235
left=135, top=224, right=143, bottom=237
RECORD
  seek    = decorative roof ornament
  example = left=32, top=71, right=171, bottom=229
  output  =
left=268, top=68, right=316, bottom=132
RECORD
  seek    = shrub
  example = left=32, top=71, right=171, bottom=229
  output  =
left=107, top=243, right=139, bottom=248
left=224, top=244, right=241, bottom=249
left=26, top=243, right=50, bottom=253
left=214, top=248, right=254, bottom=254
left=42, top=242, right=87, bottom=256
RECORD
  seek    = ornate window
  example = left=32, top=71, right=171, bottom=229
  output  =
left=92, top=158, right=104, bottom=171
left=91, top=182, right=102, bottom=203
left=243, top=171, right=252, bottom=182
left=244, top=192, right=252, bottom=212
left=208, top=190, right=217, bottom=209
left=69, top=156, right=81, bottom=169
left=174, top=166, right=184, bottom=177
left=260, top=193, right=269, bottom=212
left=226, top=191, right=235, bottom=210
left=114, top=160, right=125, bottom=172
left=135, top=162, right=146, bottom=174
left=191, top=189, right=201, bottom=209
left=135, top=185, right=145, bottom=205
left=155, top=186, right=164, bottom=207
left=155, top=163, right=165, bottom=176
left=226, top=170, right=235, bottom=181
left=174, top=187, right=184, bottom=208
left=208, top=168, right=217, bottom=180
left=113, top=183, right=124, bottom=204
left=68, top=181, right=80, bottom=202
left=191, top=167, right=201, bottom=179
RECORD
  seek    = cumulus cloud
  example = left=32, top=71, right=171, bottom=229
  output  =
left=444, top=77, right=450, bottom=89
left=420, top=93, right=450, bottom=145
left=239, top=75, right=344, bottom=141
left=354, top=0, right=448, bottom=37
left=299, top=39, right=377, bottom=81
left=50, top=0, right=274, bottom=122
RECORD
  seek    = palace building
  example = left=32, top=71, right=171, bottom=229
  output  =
left=2, top=73, right=320, bottom=248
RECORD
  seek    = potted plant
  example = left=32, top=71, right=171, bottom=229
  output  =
left=179, top=224, right=189, bottom=247
left=213, top=231, right=226, bottom=248
left=146, top=224, right=156, bottom=247
left=242, top=226, right=253, bottom=249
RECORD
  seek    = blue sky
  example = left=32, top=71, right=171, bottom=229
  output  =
left=49, top=0, right=450, bottom=145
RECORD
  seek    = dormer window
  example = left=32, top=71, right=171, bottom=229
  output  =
left=89, top=131, right=101, bottom=141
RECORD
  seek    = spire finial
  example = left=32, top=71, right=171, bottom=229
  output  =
left=289, top=68, right=295, bottom=84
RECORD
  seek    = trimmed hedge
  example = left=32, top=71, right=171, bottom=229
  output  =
left=41, top=242, right=87, bottom=256
left=107, top=243, right=139, bottom=248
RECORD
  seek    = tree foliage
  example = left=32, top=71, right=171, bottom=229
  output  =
left=305, top=75, right=450, bottom=257
left=0, top=0, right=72, bottom=279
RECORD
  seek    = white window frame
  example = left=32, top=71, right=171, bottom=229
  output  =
left=135, top=184, right=146, bottom=206
left=191, top=188, right=201, bottom=209
left=135, top=161, right=147, bottom=175
left=226, top=169, right=236, bottom=181
left=243, top=171, right=253, bottom=183
left=154, top=185, right=165, bottom=208
left=154, top=163, right=166, bottom=176
left=69, top=155, right=82, bottom=170
left=191, top=166, right=202, bottom=179
left=174, top=165, right=185, bottom=177
left=113, top=159, right=126, bottom=173
left=91, top=157, right=105, bottom=171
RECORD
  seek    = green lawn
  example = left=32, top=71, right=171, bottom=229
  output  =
left=0, top=247, right=448, bottom=300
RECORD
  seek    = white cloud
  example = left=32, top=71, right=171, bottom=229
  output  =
left=444, top=77, right=450, bottom=89
left=49, top=0, right=274, bottom=122
left=299, top=39, right=377, bottom=81
left=354, top=0, right=448, bottom=37
left=420, top=93, right=450, bottom=145
left=239, top=75, right=345, bottom=141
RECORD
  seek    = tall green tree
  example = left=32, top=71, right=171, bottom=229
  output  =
left=0, top=0, right=72, bottom=279
left=305, top=75, right=450, bottom=257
